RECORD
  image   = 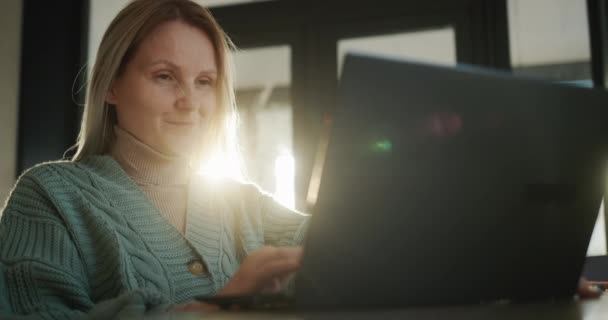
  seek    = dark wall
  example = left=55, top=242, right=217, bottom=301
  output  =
left=17, top=0, right=89, bottom=175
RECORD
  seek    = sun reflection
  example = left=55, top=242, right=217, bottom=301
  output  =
left=274, top=148, right=295, bottom=210
left=198, top=149, right=296, bottom=211
left=198, top=152, right=244, bottom=182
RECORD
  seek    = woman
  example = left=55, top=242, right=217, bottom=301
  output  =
left=1, top=0, right=603, bottom=318
left=0, top=0, right=308, bottom=318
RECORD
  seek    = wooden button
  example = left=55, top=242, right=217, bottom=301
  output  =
left=188, top=260, right=208, bottom=275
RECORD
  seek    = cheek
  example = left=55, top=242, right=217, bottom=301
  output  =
left=197, top=92, right=218, bottom=118
left=143, top=85, right=179, bottom=112
left=118, top=79, right=172, bottom=114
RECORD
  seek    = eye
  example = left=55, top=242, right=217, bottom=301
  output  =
left=155, top=72, right=174, bottom=82
left=196, top=78, right=214, bottom=87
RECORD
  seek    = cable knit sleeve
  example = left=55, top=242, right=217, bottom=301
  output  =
left=233, top=183, right=309, bottom=247
left=260, top=191, right=310, bottom=246
left=0, top=170, right=169, bottom=320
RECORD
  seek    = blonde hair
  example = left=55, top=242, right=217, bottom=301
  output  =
left=72, top=0, right=240, bottom=169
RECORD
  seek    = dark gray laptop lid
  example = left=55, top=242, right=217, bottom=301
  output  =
left=295, top=53, right=608, bottom=309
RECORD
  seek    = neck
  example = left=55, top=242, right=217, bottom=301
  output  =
left=109, top=125, right=192, bottom=186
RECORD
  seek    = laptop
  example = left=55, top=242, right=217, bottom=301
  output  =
left=198, top=53, right=608, bottom=310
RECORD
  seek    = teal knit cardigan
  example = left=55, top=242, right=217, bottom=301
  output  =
left=0, top=155, right=309, bottom=319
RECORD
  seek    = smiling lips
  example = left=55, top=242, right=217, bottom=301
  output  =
left=165, top=120, right=196, bottom=126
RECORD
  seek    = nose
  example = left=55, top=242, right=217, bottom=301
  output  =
left=175, top=82, right=198, bottom=111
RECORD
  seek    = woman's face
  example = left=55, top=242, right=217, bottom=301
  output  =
left=107, top=20, right=218, bottom=157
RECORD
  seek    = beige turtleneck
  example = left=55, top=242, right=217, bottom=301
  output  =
left=110, top=126, right=192, bottom=234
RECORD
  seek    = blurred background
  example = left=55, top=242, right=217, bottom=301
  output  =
left=1, top=0, right=606, bottom=256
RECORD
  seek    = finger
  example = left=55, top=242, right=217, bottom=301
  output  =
left=256, top=258, right=300, bottom=286
left=261, top=277, right=282, bottom=294
left=264, top=255, right=300, bottom=272
left=577, top=278, right=603, bottom=299
left=268, top=246, right=303, bottom=261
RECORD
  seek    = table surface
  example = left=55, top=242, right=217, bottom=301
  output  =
left=148, top=294, right=608, bottom=320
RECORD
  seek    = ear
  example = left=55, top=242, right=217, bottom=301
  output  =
left=105, top=83, right=119, bottom=105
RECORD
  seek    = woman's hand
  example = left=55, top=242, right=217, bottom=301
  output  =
left=217, top=246, right=303, bottom=296
left=577, top=277, right=604, bottom=299
left=170, top=246, right=303, bottom=312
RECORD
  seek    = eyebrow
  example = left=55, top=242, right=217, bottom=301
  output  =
left=147, top=59, right=218, bottom=75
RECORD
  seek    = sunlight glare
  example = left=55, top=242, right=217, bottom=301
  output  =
left=274, top=149, right=295, bottom=210
left=198, top=152, right=244, bottom=181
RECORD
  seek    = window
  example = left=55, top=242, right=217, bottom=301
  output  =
left=337, top=27, right=457, bottom=78
left=233, top=45, right=295, bottom=209
left=509, top=0, right=592, bottom=82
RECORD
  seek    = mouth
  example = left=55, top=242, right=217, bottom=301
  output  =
left=165, top=121, right=196, bottom=126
